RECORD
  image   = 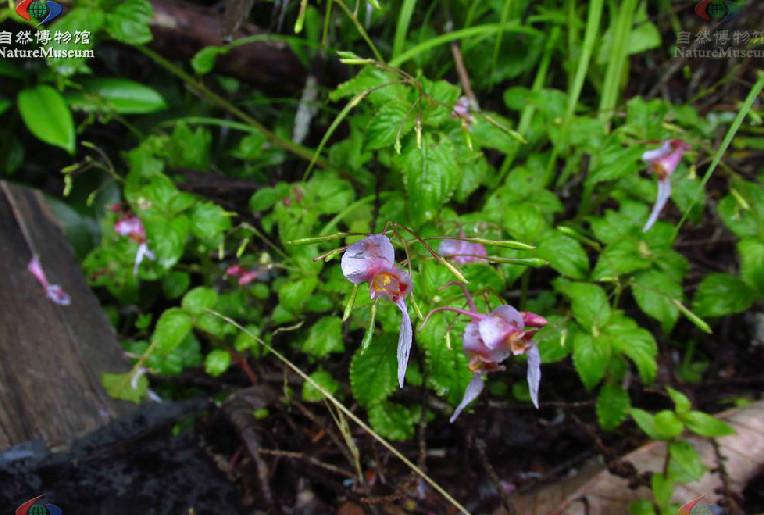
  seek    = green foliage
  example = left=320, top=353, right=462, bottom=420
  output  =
left=18, top=85, right=75, bottom=154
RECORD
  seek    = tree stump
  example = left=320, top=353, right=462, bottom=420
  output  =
left=0, top=182, right=133, bottom=450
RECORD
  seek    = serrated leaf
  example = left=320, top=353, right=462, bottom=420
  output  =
left=368, top=401, right=416, bottom=441
left=330, top=68, right=405, bottom=105
left=402, top=134, right=461, bottom=225
left=555, top=281, right=612, bottom=332
left=739, top=238, right=764, bottom=293
left=182, top=287, right=218, bottom=315
left=18, top=85, right=75, bottom=154
left=681, top=411, right=735, bottom=437
left=153, top=308, right=194, bottom=357
left=105, top=0, right=153, bottom=45
left=536, top=231, right=589, bottom=279
left=596, top=384, right=631, bottom=430
left=303, top=316, right=344, bottom=357
left=365, top=101, right=413, bottom=150
left=419, top=322, right=472, bottom=404
left=102, top=371, right=147, bottom=403
left=668, top=440, right=706, bottom=482
left=350, top=334, right=398, bottom=406
left=278, top=275, right=318, bottom=313
left=303, top=369, right=340, bottom=402
left=145, top=215, right=190, bottom=269
left=632, top=270, right=681, bottom=332
left=591, top=239, right=651, bottom=280
left=573, top=333, right=610, bottom=390
left=692, top=273, right=757, bottom=317
left=608, top=317, right=657, bottom=384
left=190, top=201, right=232, bottom=246
left=631, top=408, right=659, bottom=439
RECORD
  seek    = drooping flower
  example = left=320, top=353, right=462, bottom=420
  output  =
left=438, top=236, right=487, bottom=265
left=28, top=254, right=71, bottom=305
left=642, top=139, right=690, bottom=232
left=452, top=96, right=475, bottom=129
left=226, top=264, right=261, bottom=286
left=112, top=205, right=154, bottom=276
left=341, top=234, right=413, bottom=388
left=421, top=284, right=547, bottom=422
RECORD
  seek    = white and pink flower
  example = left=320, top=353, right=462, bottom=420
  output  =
left=642, top=139, right=690, bottom=232
left=28, top=255, right=70, bottom=305
left=341, top=234, right=413, bottom=388
left=112, top=205, right=154, bottom=276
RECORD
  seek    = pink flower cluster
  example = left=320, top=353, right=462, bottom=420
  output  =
left=112, top=204, right=154, bottom=275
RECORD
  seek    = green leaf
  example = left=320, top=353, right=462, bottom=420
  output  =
left=105, top=0, right=153, bottom=45
left=573, top=333, right=610, bottom=390
left=191, top=46, right=226, bottom=75
left=536, top=231, right=589, bottom=279
left=555, top=281, right=612, bottom=332
left=350, top=334, right=398, bottom=406
left=18, top=85, right=75, bottom=154
left=163, top=271, right=190, bottom=299
left=632, top=270, right=681, bottom=332
left=592, top=239, right=651, bottom=280
left=365, top=101, right=413, bottom=150
left=190, top=201, right=232, bottom=246
left=0, top=98, right=11, bottom=116
left=666, top=387, right=691, bottom=415
left=419, top=321, right=472, bottom=404
left=278, top=275, right=318, bottom=313
left=629, top=499, right=656, bottom=515
left=153, top=308, right=194, bottom=357
left=66, top=78, right=167, bottom=114
left=608, top=316, right=658, bottom=384
left=692, top=273, right=757, bottom=317
left=302, top=369, right=340, bottom=402
left=330, top=68, right=405, bottom=105
left=182, top=287, right=219, bottom=315
left=535, top=315, right=573, bottom=363
left=587, top=142, right=643, bottom=185
left=669, top=440, right=706, bottom=482
left=681, top=411, right=735, bottom=437
left=401, top=134, right=461, bottom=225
left=145, top=215, right=190, bottom=269
left=46, top=7, right=104, bottom=76
left=654, top=410, right=684, bottom=439
left=204, top=348, right=231, bottom=377
left=250, top=187, right=280, bottom=212
left=303, top=316, right=344, bottom=357
left=631, top=408, right=660, bottom=439
left=368, top=401, right=416, bottom=441
left=596, top=383, right=631, bottom=430
left=739, top=238, right=764, bottom=293
left=102, top=371, right=147, bottom=403
left=651, top=473, right=673, bottom=508
left=502, top=203, right=548, bottom=243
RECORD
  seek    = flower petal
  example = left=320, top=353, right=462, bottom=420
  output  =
left=450, top=373, right=484, bottom=423
left=643, top=177, right=672, bottom=232
left=395, top=298, right=413, bottom=388
left=492, top=305, right=524, bottom=328
left=478, top=313, right=514, bottom=350
left=521, top=311, right=548, bottom=328
left=526, top=345, right=541, bottom=409
left=642, top=141, right=672, bottom=163
left=46, top=284, right=71, bottom=306
left=28, top=255, right=48, bottom=290
left=341, top=234, right=395, bottom=284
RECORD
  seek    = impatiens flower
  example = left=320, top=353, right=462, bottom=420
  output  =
left=341, top=234, right=413, bottom=388
left=421, top=284, right=547, bottom=422
left=642, top=139, right=690, bottom=232
left=438, top=237, right=487, bottom=265
left=28, top=255, right=71, bottom=305
left=226, top=264, right=261, bottom=286
left=452, top=96, right=475, bottom=129
left=113, top=205, right=154, bottom=276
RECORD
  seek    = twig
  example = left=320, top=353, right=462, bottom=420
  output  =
left=474, top=437, right=518, bottom=515
left=256, top=448, right=355, bottom=478
left=711, top=439, right=743, bottom=515
left=450, top=42, right=477, bottom=108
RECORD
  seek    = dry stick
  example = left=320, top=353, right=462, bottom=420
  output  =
left=256, top=448, right=355, bottom=478
left=711, top=439, right=743, bottom=515
left=450, top=42, right=477, bottom=108
left=207, top=309, right=473, bottom=515
left=474, top=437, right=518, bottom=515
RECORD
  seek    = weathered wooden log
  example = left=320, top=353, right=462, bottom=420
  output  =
left=150, top=0, right=306, bottom=93
left=0, top=182, right=133, bottom=450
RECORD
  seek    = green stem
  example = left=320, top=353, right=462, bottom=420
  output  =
left=598, top=0, right=637, bottom=130
left=137, top=46, right=324, bottom=167
left=335, top=0, right=384, bottom=62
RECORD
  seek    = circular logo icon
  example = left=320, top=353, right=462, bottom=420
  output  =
left=706, top=0, right=728, bottom=19
left=27, top=1, right=49, bottom=21
left=27, top=506, right=48, bottom=515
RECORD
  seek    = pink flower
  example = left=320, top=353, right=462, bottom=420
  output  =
left=28, top=255, right=70, bottom=305
left=452, top=96, right=474, bottom=128
left=642, top=140, right=690, bottom=232
left=421, top=284, right=547, bottom=422
left=225, top=264, right=261, bottom=286
left=438, top=238, right=487, bottom=265
left=113, top=207, right=154, bottom=276
left=341, top=234, right=413, bottom=388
